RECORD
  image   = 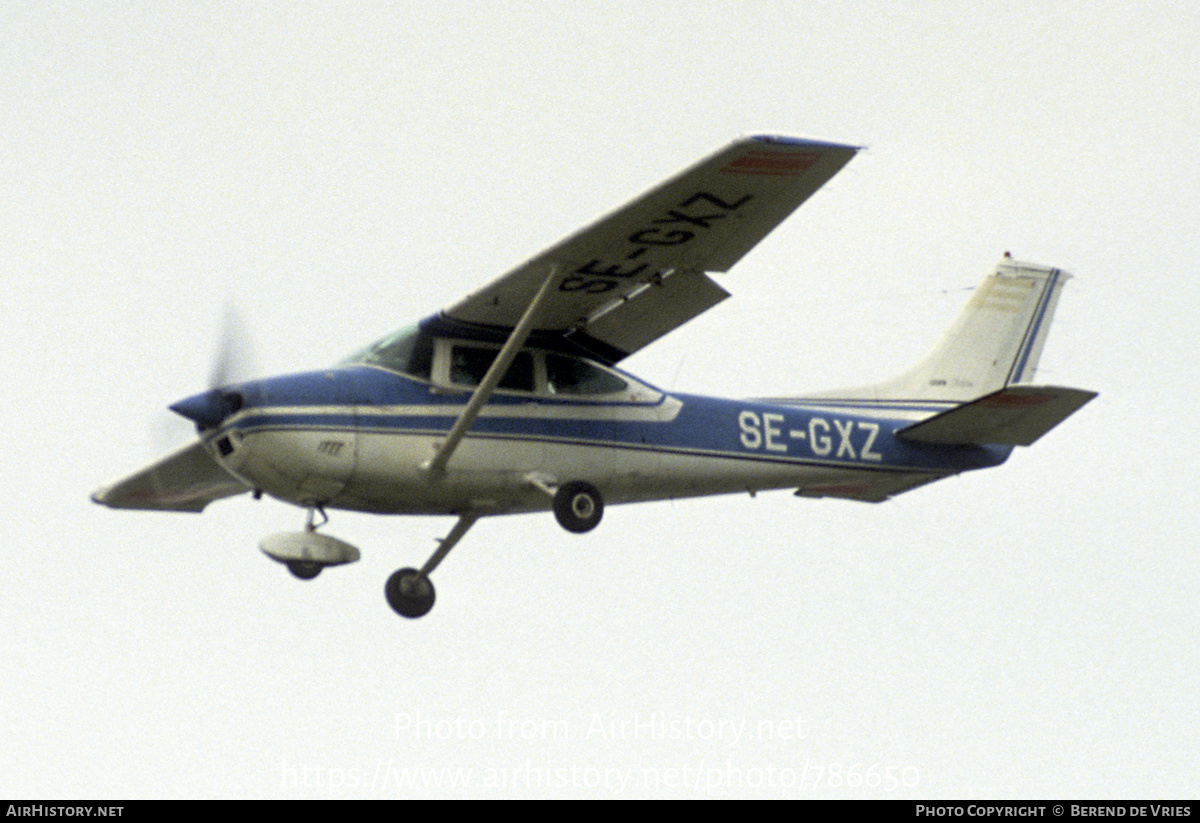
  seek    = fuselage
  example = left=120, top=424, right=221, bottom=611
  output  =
left=195, top=359, right=1010, bottom=518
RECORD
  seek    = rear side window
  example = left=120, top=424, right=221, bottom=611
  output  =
left=450, top=346, right=535, bottom=392
left=546, top=353, right=627, bottom=395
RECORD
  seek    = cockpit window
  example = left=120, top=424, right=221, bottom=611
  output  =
left=546, top=353, right=627, bottom=395
left=346, top=327, right=645, bottom=399
left=341, top=324, right=434, bottom=380
left=450, top=346, right=535, bottom=392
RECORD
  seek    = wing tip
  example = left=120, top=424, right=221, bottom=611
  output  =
left=748, top=134, right=863, bottom=152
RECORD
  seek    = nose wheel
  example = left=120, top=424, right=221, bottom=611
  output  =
left=260, top=508, right=361, bottom=580
left=286, top=560, right=323, bottom=580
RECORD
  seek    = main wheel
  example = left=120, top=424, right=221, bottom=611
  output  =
left=553, top=480, right=604, bottom=533
left=286, top=560, right=322, bottom=580
left=385, top=567, right=436, bottom=618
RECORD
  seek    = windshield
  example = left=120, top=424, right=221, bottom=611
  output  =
left=341, top=324, right=434, bottom=380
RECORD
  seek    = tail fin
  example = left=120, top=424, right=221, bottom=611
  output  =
left=821, top=257, right=1072, bottom=403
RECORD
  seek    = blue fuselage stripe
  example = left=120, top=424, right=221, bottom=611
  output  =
left=221, top=366, right=1009, bottom=474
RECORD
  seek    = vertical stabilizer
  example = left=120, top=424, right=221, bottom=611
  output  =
left=816, top=258, right=1071, bottom=403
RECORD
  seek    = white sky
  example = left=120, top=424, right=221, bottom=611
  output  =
left=3, top=1, right=1198, bottom=798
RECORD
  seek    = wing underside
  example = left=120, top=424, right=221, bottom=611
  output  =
left=440, top=135, right=858, bottom=363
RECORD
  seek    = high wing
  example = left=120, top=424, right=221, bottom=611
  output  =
left=437, top=135, right=859, bottom=363
left=92, top=439, right=251, bottom=512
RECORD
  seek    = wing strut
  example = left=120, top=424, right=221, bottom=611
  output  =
left=421, top=266, right=559, bottom=478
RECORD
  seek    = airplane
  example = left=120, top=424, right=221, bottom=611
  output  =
left=92, top=135, right=1097, bottom=619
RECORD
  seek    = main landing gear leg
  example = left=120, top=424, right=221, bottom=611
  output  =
left=385, top=513, right=479, bottom=619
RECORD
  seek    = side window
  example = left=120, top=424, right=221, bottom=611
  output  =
left=545, top=353, right=627, bottom=395
left=450, top=346, right=535, bottom=392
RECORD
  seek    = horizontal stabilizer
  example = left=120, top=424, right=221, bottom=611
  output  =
left=896, top=385, right=1097, bottom=446
left=91, top=440, right=250, bottom=512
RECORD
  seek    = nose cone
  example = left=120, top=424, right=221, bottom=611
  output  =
left=170, top=389, right=244, bottom=430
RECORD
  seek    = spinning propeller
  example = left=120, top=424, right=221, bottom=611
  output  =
left=170, top=305, right=254, bottom=431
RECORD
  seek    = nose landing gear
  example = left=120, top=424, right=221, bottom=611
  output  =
left=260, top=506, right=361, bottom=579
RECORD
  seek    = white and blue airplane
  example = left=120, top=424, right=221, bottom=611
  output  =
left=92, top=136, right=1096, bottom=619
